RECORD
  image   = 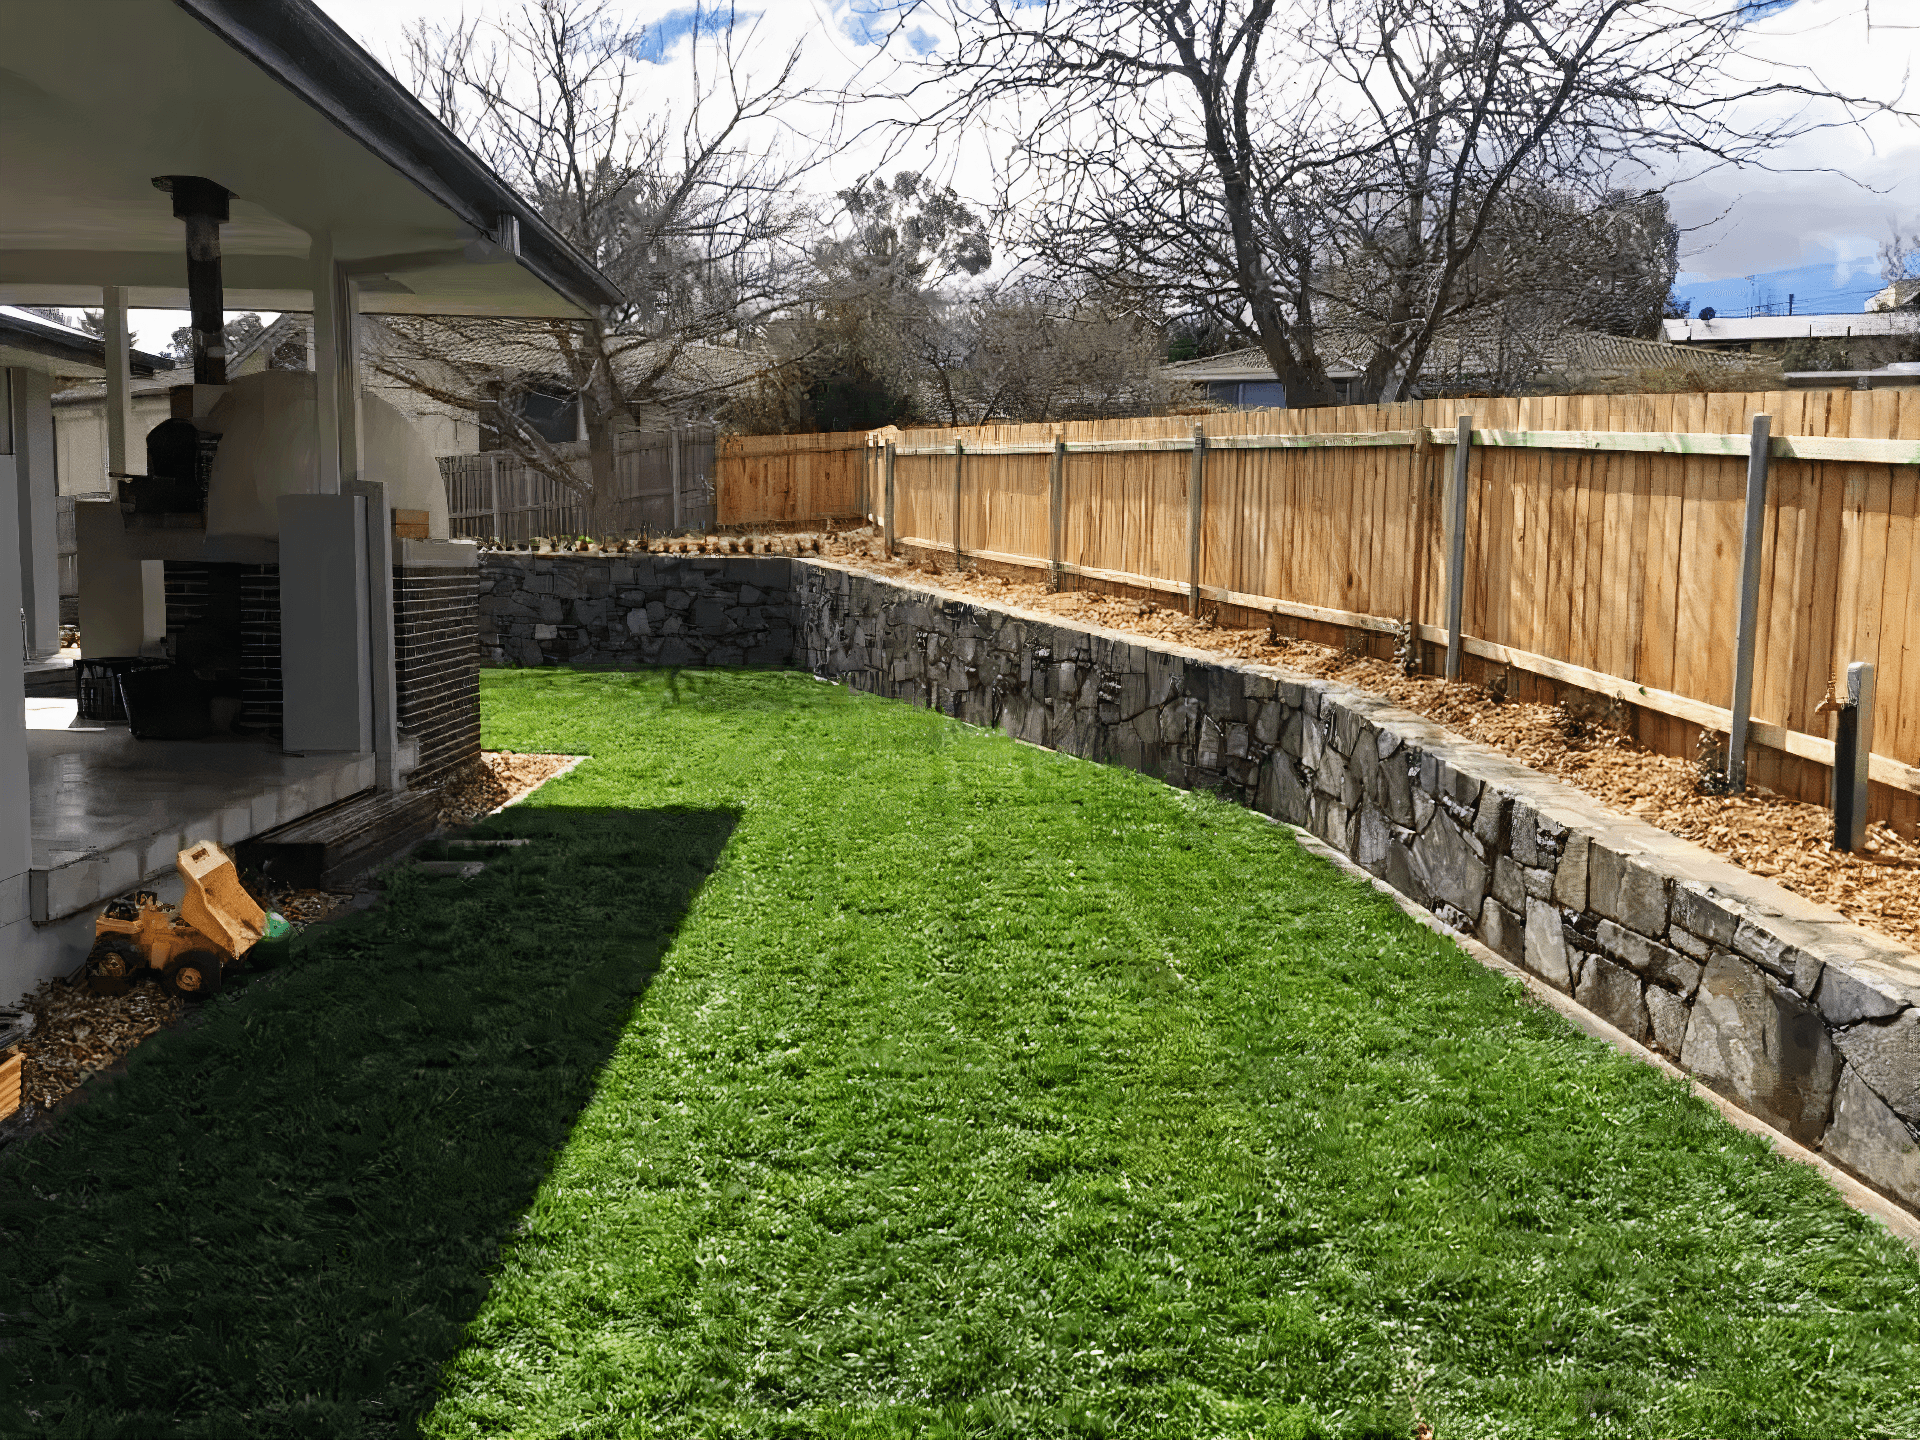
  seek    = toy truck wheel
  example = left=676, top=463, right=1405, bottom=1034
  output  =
left=87, top=938, right=143, bottom=995
left=164, top=950, right=223, bottom=1001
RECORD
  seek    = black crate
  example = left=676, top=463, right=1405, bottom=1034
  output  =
left=75, top=657, right=168, bottom=723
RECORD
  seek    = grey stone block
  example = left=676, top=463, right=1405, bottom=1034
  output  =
left=1315, top=744, right=1350, bottom=801
left=1576, top=954, right=1649, bottom=1043
left=1480, top=898, right=1524, bottom=964
left=1258, top=756, right=1312, bottom=827
left=1491, top=855, right=1524, bottom=913
left=1510, top=802, right=1541, bottom=867
left=1553, top=833, right=1589, bottom=910
left=1382, top=756, right=1414, bottom=828
left=1681, top=951, right=1841, bottom=1144
left=625, top=608, right=651, bottom=636
left=1822, top=1066, right=1920, bottom=1209
left=1357, top=809, right=1393, bottom=874
left=1731, top=919, right=1809, bottom=984
left=1473, top=790, right=1509, bottom=854
left=1817, top=966, right=1911, bottom=1027
left=1252, top=700, right=1283, bottom=745
left=1412, top=813, right=1489, bottom=918
left=1671, top=883, right=1738, bottom=947
left=1522, top=866, right=1555, bottom=900
left=1595, top=918, right=1694, bottom=991
left=1833, top=1009, right=1920, bottom=1122
left=1589, top=845, right=1669, bottom=936
left=1197, top=716, right=1224, bottom=769
left=1646, top=985, right=1690, bottom=1057
left=1668, top=925, right=1713, bottom=962
left=1159, top=697, right=1200, bottom=745
left=1382, top=841, right=1430, bottom=910
left=1350, top=735, right=1383, bottom=805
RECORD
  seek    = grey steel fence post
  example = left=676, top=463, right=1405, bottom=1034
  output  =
left=1188, top=424, right=1207, bottom=617
left=489, top=452, right=504, bottom=541
left=951, top=440, right=965, bottom=569
left=1831, top=661, right=1876, bottom=852
left=670, top=425, right=682, bottom=533
left=883, top=441, right=897, bottom=556
left=1727, top=413, right=1772, bottom=791
left=1443, top=414, right=1472, bottom=680
left=1048, top=435, right=1066, bottom=592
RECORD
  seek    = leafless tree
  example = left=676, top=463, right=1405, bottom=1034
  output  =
left=903, top=0, right=1908, bottom=405
left=373, top=0, right=829, bottom=532
left=1876, top=219, right=1920, bottom=309
left=911, top=281, right=1175, bottom=424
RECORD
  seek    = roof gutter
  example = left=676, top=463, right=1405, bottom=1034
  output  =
left=171, top=0, right=626, bottom=315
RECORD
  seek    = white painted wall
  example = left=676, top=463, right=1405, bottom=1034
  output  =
left=12, top=368, right=59, bottom=660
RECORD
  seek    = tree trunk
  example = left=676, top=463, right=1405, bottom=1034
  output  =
left=583, top=412, right=617, bottom=538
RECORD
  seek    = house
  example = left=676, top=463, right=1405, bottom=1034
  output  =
left=53, top=313, right=485, bottom=487
left=1660, top=308, right=1920, bottom=371
left=3, top=308, right=171, bottom=627
left=2, top=0, right=622, bottom=995
left=1162, top=331, right=1757, bottom=408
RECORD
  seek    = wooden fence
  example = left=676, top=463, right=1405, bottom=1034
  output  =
left=440, top=426, right=717, bottom=541
left=714, top=430, right=878, bottom=526
left=846, top=391, right=1920, bottom=826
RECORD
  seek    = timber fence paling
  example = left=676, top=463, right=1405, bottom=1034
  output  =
left=714, top=429, right=877, bottom=526
left=438, top=426, right=717, bottom=543
left=738, top=389, right=1920, bottom=818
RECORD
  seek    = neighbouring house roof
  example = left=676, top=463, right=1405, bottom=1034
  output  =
left=0, top=306, right=169, bottom=379
left=1160, top=332, right=1754, bottom=396
left=366, top=317, right=772, bottom=412
left=1865, top=280, right=1920, bottom=313
left=1784, top=362, right=1920, bottom=389
left=51, top=315, right=308, bottom=406
left=1, top=0, right=621, bottom=318
left=1661, top=312, right=1920, bottom=345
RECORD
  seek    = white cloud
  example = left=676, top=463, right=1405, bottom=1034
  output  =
left=1663, top=0, right=1920, bottom=279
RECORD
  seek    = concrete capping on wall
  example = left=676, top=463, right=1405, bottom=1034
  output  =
left=473, top=551, right=1920, bottom=1221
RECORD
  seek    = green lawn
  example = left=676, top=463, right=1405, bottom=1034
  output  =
left=3, top=668, right=1917, bottom=1439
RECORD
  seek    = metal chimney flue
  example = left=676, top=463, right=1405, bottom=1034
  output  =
left=153, top=175, right=233, bottom=386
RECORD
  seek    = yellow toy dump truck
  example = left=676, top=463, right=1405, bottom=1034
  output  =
left=87, top=841, right=290, bottom=1000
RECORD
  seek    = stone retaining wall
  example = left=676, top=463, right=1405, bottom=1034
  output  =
left=792, top=560, right=1920, bottom=1218
left=477, top=553, right=794, bottom=669
left=473, top=552, right=1920, bottom=1218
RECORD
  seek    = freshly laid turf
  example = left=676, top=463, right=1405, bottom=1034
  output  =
left=0, top=802, right=736, bottom=1437
left=1, top=668, right=1916, bottom=1439
left=424, top=670, right=1918, bottom=1439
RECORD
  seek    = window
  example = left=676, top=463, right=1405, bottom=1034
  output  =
left=1207, top=380, right=1287, bottom=409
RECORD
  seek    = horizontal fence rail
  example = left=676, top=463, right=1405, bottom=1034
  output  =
left=439, top=427, right=717, bottom=542
left=730, top=390, right=1920, bottom=823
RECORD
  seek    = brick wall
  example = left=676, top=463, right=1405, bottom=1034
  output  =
left=395, top=567, right=482, bottom=789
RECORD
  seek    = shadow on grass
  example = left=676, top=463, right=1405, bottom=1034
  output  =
left=0, top=805, right=736, bottom=1440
